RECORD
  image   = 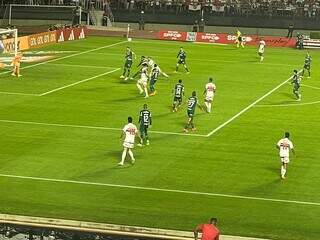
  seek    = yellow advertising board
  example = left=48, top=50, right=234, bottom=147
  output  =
left=28, top=31, right=57, bottom=48
left=2, top=36, right=29, bottom=54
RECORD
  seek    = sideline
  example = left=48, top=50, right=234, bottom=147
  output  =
left=0, top=173, right=318, bottom=206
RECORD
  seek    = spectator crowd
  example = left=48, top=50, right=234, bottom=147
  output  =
left=1, top=0, right=320, bottom=19
left=0, top=0, right=110, bottom=9
left=112, top=0, right=320, bottom=19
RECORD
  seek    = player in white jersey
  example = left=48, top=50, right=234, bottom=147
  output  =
left=147, top=57, right=169, bottom=78
left=203, top=78, right=216, bottom=113
left=258, top=39, right=266, bottom=62
left=276, top=132, right=295, bottom=179
left=136, top=63, right=149, bottom=98
left=119, top=117, right=142, bottom=166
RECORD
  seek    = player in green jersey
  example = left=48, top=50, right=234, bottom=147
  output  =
left=149, top=64, right=160, bottom=96
left=183, top=91, right=202, bottom=132
left=291, top=69, right=301, bottom=101
left=175, top=47, right=189, bottom=73
left=302, top=52, right=311, bottom=78
left=131, top=55, right=147, bottom=80
left=139, top=104, right=152, bottom=145
left=120, top=47, right=135, bottom=81
left=172, top=79, right=185, bottom=112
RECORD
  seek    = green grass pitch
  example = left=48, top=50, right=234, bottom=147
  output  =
left=0, top=36, right=319, bottom=240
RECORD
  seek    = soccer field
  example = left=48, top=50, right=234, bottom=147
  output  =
left=0, top=36, right=319, bottom=240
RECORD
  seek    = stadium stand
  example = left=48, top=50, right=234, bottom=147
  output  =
left=109, top=0, right=320, bottom=19
left=1, top=1, right=320, bottom=19
left=0, top=214, right=269, bottom=240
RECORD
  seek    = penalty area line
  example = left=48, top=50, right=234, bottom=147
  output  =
left=45, top=63, right=117, bottom=69
left=206, top=70, right=302, bottom=137
left=0, top=40, right=127, bottom=76
left=0, top=91, right=39, bottom=96
left=254, top=100, right=320, bottom=108
left=0, top=119, right=206, bottom=137
left=39, top=68, right=120, bottom=96
left=301, top=83, right=320, bottom=91
left=0, top=173, right=319, bottom=206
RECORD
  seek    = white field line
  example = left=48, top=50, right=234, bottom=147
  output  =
left=0, top=119, right=207, bottom=137
left=254, top=83, right=320, bottom=107
left=0, top=91, right=38, bottom=96
left=0, top=173, right=319, bottom=206
left=39, top=68, right=120, bottom=96
left=255, top=100, right=320, bottom=108
left=301, top=83, right=320, bottom=90
left=0, top=40, right=127, bottom=76
left=46, top=63, right=116, bottom=69
left=194, top=42, right=228, bottom=46
left=206, top=71, right=301, bottom=137
left=90, top=52, right=298, bottom=67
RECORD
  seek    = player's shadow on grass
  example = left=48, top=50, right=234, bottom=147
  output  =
left=281, top=92, right=297, bottom=100
left=110, top=96, right=142, bottom=103
left=224, top=48, right=238, bottom=50
left=247, top=60, right=260, bottom=63
left=118, top=80, right=137, bottom=84
left=265, top=166, right=280, bottom=174
left=154, top=111, right=173, bottom=118
left=77, top=87, right=106, bottom=92
left=104, top=150, right=135, bottom=169
left=240, top=178, right=281, bottom=196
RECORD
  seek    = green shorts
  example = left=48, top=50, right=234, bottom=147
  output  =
left=174, top=96, right=182, bottom=104
left=125, top=60, right=133, bottom=68
left=178, top=59, right=186, bottom=65
left=187, top=110, right=194, bottom=118
left=140, top=125, right=149, bottom=134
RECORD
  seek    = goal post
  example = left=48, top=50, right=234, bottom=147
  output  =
left=0, top=28, right=18, bottom=56
left=127, top=24, right=132, bottom=41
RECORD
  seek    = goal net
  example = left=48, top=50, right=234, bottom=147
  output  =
left=0, top=28, right=18, bottom=56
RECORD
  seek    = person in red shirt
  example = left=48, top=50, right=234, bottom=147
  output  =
left=194, top=218, right=220, bottom=240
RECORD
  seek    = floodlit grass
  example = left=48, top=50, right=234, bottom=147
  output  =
left=0, top=36, right=319, bottom=240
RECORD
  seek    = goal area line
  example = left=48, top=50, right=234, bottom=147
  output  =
left=0, top=119, right=207, bottom=137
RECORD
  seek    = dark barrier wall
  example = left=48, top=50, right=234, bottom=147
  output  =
left=0, top=6, right=75, bottom=21
left=0, top=223, right=176, bottom=240
left=113, top=10, right=320, bottom=30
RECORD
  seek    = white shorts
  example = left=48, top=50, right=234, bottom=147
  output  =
left=138, top=78, right=147, bottom=87
left=205, top=95, right=214, bottom=102
left=123, top=141, right=134, bottom=149
left=280, top=156, right=289, bottom=164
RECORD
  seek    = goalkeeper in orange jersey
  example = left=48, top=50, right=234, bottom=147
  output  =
left=11, top=52, right=23, bottom=77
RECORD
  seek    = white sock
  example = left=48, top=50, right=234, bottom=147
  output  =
left=120, top=149, right=127, bottom=164
left=208, top=103, right=212, bottom=113
left=281, top=166, right=286, bottom=177
left=204, top=102, right=209, bottom=110
left=128, top=149, right=135, bottom=160
left=144, top=87, right=148, bottom=97
left=136, top=83, right=143, bottom=93
left=261, top=56, right=264, bottom=61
